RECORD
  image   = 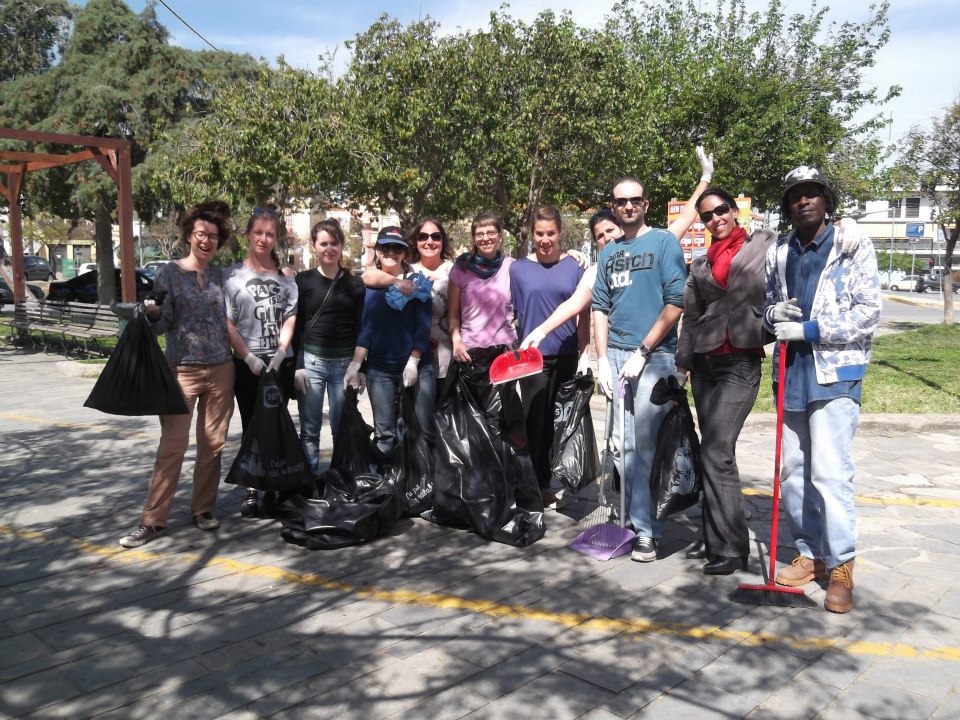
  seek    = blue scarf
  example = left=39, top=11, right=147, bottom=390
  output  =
left=455, top=251, right=503, bottom=279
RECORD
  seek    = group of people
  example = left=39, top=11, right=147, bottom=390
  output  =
left=116, top=150, right=881, bottom=615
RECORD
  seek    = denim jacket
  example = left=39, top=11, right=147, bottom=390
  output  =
left=763, top=227, right=881, bottom=385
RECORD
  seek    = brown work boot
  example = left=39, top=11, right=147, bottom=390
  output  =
left=824, top=560, right=855, bottom=614
left=775, top=554, right=827, bottom=587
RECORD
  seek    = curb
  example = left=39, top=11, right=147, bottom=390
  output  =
left=742, top=412, right=956, bottom=434
left=883, top=293, right=946, bottom=309
left=55, top=360, right=105, bottom=378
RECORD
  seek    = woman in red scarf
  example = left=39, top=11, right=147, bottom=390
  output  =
left=674, top=189, right=777, bottom=575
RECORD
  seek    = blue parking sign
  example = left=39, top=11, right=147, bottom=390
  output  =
left=906, top=222, right=924, bottom=237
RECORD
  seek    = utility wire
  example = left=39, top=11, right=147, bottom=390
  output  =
left=155, top=0, right=220, bottom=52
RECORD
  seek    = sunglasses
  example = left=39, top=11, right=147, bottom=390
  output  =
left=612, top=196, right=646, bottom=208
left=698, top=203, right=734, bottom=223
left=378, top=246, right=405, bottom=255
left=787, top=185, right=826, bottom=202
left=253, top=206, right=280, bottom=219
left=417, top=231, right=442, bottom=242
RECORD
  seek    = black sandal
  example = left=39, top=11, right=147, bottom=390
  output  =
left=240, top=489, right=259, bottom=518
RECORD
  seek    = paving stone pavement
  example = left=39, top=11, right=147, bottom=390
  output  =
left=1, top=345, right=959, bottom=720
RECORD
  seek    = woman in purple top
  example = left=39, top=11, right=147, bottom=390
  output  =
left=118, top=201, right=235, bottom=548
left=447, top=211, right=517, bottom=361
left=509, top=206, right=589, bottom=504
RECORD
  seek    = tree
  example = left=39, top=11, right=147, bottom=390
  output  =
left=0, top=0, right=258, bottom=302
left=896, top=100, right=960, bottom=323
left=0, top=0, right=73, bottom=81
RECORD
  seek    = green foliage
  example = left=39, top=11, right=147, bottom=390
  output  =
left=875, top=250, right=920, bottom=275
left=752, top=325, right=960, bottom=414
left=0, top=0, right=73, bottom=81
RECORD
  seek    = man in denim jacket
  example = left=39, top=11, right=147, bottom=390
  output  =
left=762, top=166, right=881, bottom=613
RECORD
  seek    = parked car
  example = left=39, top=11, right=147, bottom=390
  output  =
left=142, top=260, right=174, bottom=280
left=923, top=275, right=960, bottom=294
left=47, top=269, right=155, bottom=304
left=78, top=262, right=97, bottom=274
left=0, top=277, right=45, bottom=308
left=22, top=255, right=54, bottom=281
left=889, top=275, right=925, bottom=292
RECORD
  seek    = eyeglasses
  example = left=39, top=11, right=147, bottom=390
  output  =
left=612, top=196, right=647, bottom=208
left=192, top=230, right=220, bottom=243
left=253, top=207, right=280, bottom=219
left=417, top=232, right=443, bottom=242
left=474, top=230, right=499, bottom=239
left=698, top=203, right=733, bottom=223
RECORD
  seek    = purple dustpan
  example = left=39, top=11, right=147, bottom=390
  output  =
left=569, top=523, right=636, bottom=560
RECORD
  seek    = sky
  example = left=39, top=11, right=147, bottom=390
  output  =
left=114, top=0, right=958, bottom=146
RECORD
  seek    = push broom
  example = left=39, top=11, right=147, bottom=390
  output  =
left=731, top=341, right=816, bottom=608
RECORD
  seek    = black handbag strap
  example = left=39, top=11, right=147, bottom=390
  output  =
left=304, top=269, right=341, bottom=337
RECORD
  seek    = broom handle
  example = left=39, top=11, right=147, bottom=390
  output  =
left=768, top=341, right=788, bottom=583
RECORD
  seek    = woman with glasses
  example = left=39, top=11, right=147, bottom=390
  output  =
left=224, top=207, right=299, bottom=518
left=346, top=226, right=433, bottom=456
left=119, top=201, right=235, bottom=548
left=293, top=218, right=365, bottom=476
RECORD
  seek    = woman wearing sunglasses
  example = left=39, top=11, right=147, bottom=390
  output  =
left=346, top=226, right=433, bottom=456
left=293, top=218, right=365, bottom=476
left=223, top=207, right=299, bottom=518
left=362, top=218, right=455, bottom=413
left=119, top=201, right=236, bottom=548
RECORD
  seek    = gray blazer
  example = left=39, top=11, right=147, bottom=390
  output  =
left=675, top=228, right=777, bottom=370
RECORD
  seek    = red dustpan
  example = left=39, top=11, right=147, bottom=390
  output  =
left=489, top=345, right=544, bottom=385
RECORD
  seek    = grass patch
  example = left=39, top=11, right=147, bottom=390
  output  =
left=753, top=324, right=960, bottom=413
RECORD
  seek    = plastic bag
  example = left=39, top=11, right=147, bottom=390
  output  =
left=226, top=370, right=311, bottom=493
left=84, top=303, right=188, bottom=415
left=278, top=387, right=400, bottom=550
left=429, top=347, right=545, bottom=547
left=649, top=375, right=703, bottom=519
left=549, top=371, right=600, bottom=494
left=385, top=386, right=434, bottom=517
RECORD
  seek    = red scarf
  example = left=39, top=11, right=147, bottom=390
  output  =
left=706, top=226, right=746, bottom=288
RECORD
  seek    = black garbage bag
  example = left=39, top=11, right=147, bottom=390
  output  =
left=84, top=303, right=188, bottom=415
left=549, top=371, right=600, bottom=494
left=277, top=387, right=401, bottom=550
left=649, top=375, right=703, bottom=520
left=226, top=370, right=311, bottom=493
left=430, top=346, right=545, bottom=547
left=384, top=386, right=434, bottom=517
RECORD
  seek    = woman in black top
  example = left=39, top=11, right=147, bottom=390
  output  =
left=293, top=219, right=365, bottom=476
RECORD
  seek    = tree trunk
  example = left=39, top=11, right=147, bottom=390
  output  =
left=942, top=222, right=957, bottom=325
left=95, top=201, right=116, bottom=305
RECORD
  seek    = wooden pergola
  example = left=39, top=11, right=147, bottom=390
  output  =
left=0, top=127, right=136, bottom=303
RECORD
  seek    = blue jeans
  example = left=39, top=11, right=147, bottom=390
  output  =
left=366, top=362, right=436, bottom=456
left=608, top=348, right=675, bottom=538
left=297, top=353, right=350, bottom=475
left=780, top=397, right=859, bottom=569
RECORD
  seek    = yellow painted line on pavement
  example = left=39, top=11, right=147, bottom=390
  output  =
left=3, top=523, right=959, bottom=663
left=742, top=487, right=960, bottom=510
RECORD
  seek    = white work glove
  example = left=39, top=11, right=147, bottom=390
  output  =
left=267, top=349, right=286, bottom=373
left=696, top=145, right=714, bottom=183
left=520, top=328, right=546, bottom=350
left=142, top=298, right=160, bottom=320
left=344, top=361, right=365, bottom=393
left=769, top=298, right=802, bottom=323
left=567, top=249, right=589, bottom=269
left=835, top=217, right=864, bottom=256
left=672, top=369, right=689, bottom=387
left=774, top=322, right=805, bottom=342
left=597, top=356, right=613, bottom=398
left=294, top=369, right=309, bottom=394
left=244, top=352, right=266, bottom=374
left=576, top=352, right=591, bottom=376
left=402, top=355, right=420, bottom=387
left=618, top=348, right=647, bottom=380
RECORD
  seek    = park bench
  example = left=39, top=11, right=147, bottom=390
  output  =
left=9, top=298, right=119, bottom=357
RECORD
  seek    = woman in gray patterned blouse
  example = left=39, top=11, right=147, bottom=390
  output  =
left=119, top=201, right=235, bottom=548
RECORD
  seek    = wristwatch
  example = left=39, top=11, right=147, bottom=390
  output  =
left=639, top=344, right=652, bottom=359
